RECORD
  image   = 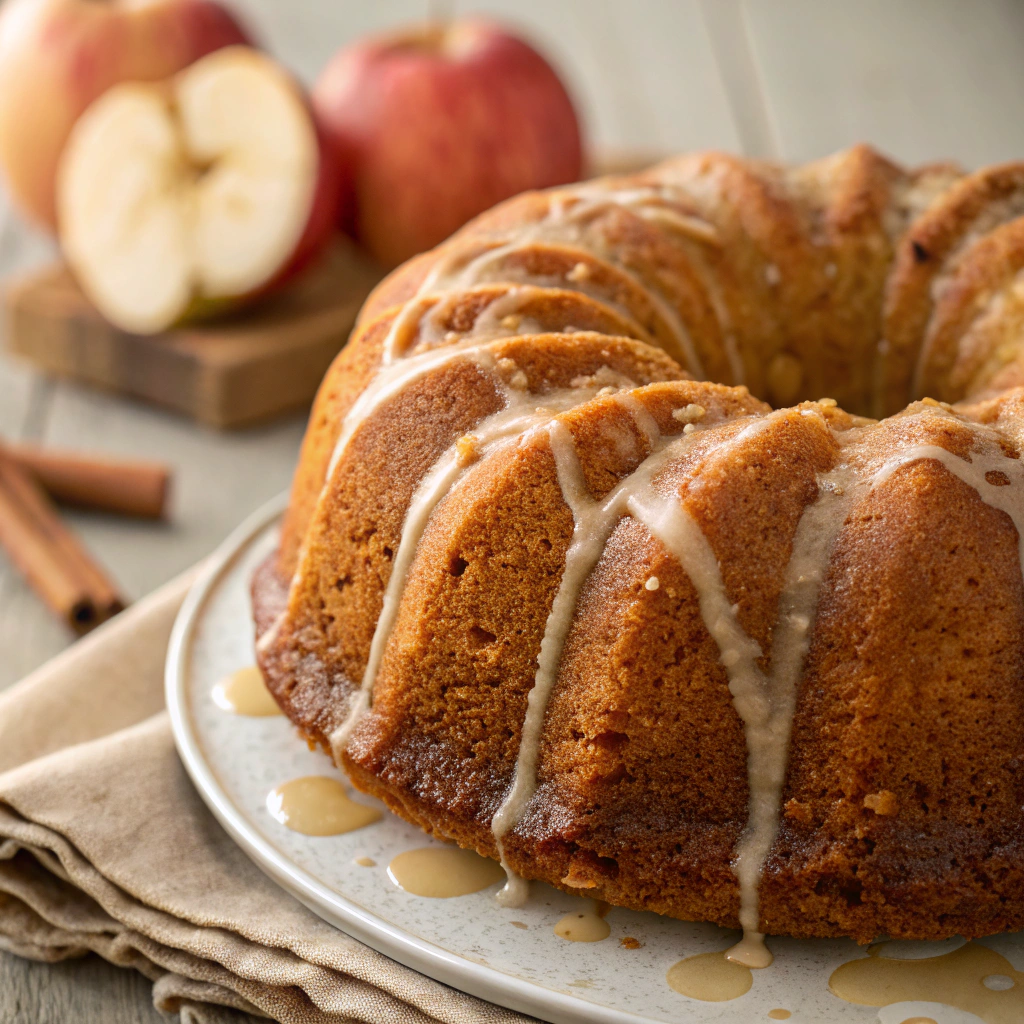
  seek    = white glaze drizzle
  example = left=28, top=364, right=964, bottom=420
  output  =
left=325, top=340, right=499, bottom=481
left=491, top=417, right=605, bottom=906
left=714, top=414, right=868, bottom=967
left=719, top=410, right=1024, bottom=967
left=327, top=384, right=618, bottom=760
left=727, top=454, right=864, bottom=967
left=464, top=286, right=545, bottom=340
left=323, top=176, right=730, bottom=517
left=376, top=181, right=722, bottom=380
left=487, top=403, right=847, bottom=930
left=278, top=340, right=500, bottom=647
left=438, top=236, right=705, bottom=378
left=491, top=405, right=739, bottom=905
left=872, top=441, right=1024, bottom=556
left=625, top=412, right=809, bottom=969
left=539, top=192, right=708, bottom=378
left=626, top=200, right=746, bottom=386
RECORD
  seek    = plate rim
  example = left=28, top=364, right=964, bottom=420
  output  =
left=165, top=493, right=691, bottom=1024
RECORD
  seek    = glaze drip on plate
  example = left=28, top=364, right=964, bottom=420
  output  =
left=266, top=776, right=382, bottom=836
left=212, top=665, right=281, bottom=717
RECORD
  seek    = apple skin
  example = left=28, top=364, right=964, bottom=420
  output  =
left=313, top=20, right=584, bottom=269
left=0, top=0, right=251, bottom=230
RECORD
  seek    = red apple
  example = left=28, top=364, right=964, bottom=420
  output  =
left=313, top=19, right=584, bottom=269
left=0, top=0, right=251, bottom=230
left=57, top=46, right=339, bottom=334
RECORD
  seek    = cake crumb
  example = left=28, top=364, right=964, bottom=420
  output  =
left=500, top=314, right=522, bottom=330
left=863, top=790, right=899, bottom=815
left=561, top=865, right=599, bottom=888
left=567, top=261, right=591, bottom=282
left=672, top=403, right=706, bottom=424
left=570, top=365, right=632, bottom=390
left=456, top=435, right=480, bottom=464
left=619, top=936, right=644, bottom=950
left=510, top=921, right=528, bottom=930
left=784, top=798, right=813, bottom=825
left=497, top=357, right=530, bottom=391
left=645, top=577, right=660, bottom=591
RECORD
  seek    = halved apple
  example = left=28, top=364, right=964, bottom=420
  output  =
left=57, top=45, right=338, bottom=334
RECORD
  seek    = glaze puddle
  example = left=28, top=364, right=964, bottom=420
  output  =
left=667, top=949, right=753, bottom=1001
left=387, top=847, right=505, bottom=897
left=829, top=941, right=1024, bottom=1023
left=266, top=776, right=382, bottom=836
left=553, top=900, right=611, bottom=942
left=212, top=665, right=281, bottom=717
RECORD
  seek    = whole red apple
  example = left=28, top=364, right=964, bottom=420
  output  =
left=0, top=0, right=251, bottom=230
left=313, top=20, right=584, bottom=268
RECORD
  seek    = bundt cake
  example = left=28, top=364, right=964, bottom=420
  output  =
left=253, top=144, right=1024, bottom=964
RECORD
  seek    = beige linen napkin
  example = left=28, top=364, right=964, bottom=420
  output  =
left=0, top=571, right=536, bottom=1024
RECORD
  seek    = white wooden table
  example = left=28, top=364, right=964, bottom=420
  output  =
left=4, top=0, right=1024, bottom=1019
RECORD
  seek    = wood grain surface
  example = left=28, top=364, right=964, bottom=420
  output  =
left=4, top=1, right=1024, bottom=1021
left=6, top=240, right=381, bottom=429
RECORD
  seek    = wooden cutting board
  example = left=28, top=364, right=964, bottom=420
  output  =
left=3, top=239, right=383, bottom=429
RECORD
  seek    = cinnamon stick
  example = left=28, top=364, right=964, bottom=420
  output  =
left=3, top=442, right=171, bottom=520
left=0, top=449, right=125, bottom=633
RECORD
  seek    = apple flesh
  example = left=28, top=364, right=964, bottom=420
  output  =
left=0, top=0, right=251, bottom=230
left=57, top=46, right=338, bottom=334
left=313, top=19, right=584, bottom=268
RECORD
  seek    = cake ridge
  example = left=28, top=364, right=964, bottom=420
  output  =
left=328, top=377, right=644, bottom=760
left=491, top=397, right=771, bottom=912
left=398, top=177, right=732, bottom=377
left=432, top=236, right=703, bottom=376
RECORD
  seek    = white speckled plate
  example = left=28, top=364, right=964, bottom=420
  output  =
left=166, top=495, right=1024, bottom=1024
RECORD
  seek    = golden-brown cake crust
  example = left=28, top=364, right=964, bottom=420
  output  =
left=255, top=145, right=1024, bottom=946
